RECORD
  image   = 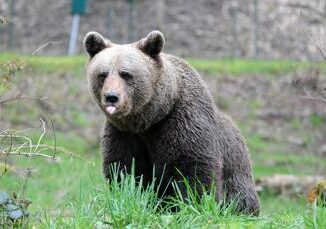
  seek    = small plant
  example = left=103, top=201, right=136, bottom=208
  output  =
left=0, top=191, right=31, bottom=228
left=0, top=58, right=25, bottom=90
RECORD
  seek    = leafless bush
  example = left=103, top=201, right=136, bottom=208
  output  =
left=0, top=54, right=87, bottom=225
left=0, top=57, right=56, bottom=175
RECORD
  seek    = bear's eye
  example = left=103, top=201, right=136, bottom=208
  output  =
left=97, top=72, right=107, bottom=81
left=119, top=71, right=133, bottom=80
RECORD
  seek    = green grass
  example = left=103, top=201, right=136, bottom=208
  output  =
left=1, top=126, right=324, bottom=228
left=187, top=58, right=326, bottom=76
left=1, top=52, right=326, bottom=76
left=1, top=130, right=325, bottom=228
left=0, top=52, right=87, bottom=76
left=4, top=167, right=326, bottom=228
left=310, top=114, right=325, bottom=127
left=2, top=154, right=325, bottom=228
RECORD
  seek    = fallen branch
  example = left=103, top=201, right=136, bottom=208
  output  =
left=0, top=134, right=13, bottom=177
left=0, top=150, right=57, bottom=160
left=285, top=3, right=326, bottom=19
left=300, top=95, right=326, bottom=104
left=32, top=41, right=61, bottom=55
left=0, top=94, right=51, bottom=106
left=314, top=43, right=326, bottom=61
left=0, top=143, right=86, bottom=161
left=256, top=174, right=325, bottom=198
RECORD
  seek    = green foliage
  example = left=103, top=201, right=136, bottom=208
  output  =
left=246, top=134, right=267, bottom=152
left=304, top=204, right=326, bottom=229
left=310, top=113, right=324, bottom=127
left=39, top=168, right=251, bottom=228
left=290, top=118, right=301, bottom=129
left=249, top=98, right=263, bottom=110
left=0, top=58, right=25, bottom=94
left=4, top=147, right=324, bottom=228
left=68, top=169, right=161, bottom=228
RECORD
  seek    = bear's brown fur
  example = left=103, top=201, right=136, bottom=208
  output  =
left=84, top=31, right=260, bottom=215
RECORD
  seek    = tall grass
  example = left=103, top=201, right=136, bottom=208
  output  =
left=36, top=167, right=326, bottom=228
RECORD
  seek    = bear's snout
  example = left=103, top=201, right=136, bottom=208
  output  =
left=101, top=90, right=130, bottom=116
left=104, top=91, right=120, bottom=104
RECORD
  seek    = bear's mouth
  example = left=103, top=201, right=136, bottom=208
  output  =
left=105, top=105, right=117, bottom=115
left=102, top=100, right=131, bottom=117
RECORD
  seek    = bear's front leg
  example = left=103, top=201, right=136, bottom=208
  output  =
left=101, top=122, right=152, bottom=183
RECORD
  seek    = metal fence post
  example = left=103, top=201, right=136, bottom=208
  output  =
left=128, top=0, right=136, bottom=42
left=68, top=14, right=81, bottom=55
left=68, top=0, right=87, bottom=55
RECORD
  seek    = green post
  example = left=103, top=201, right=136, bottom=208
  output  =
left=71, top=0, right=87, bottom=15
left=68, top=0, right=88, bottom=55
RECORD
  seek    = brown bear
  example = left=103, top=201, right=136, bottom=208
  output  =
left=83, top=30, right=260, bottom=215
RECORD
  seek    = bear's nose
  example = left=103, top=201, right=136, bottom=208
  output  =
left=104, top=92, right=119, bottom=103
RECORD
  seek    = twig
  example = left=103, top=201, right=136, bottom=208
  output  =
left=306, top=34, right=326, bottom=61
left=20, top=168, right=32, bottom=198
left=0, top=150, right=58, bottom=160
left=300, top=95, right=326, bottom=104
left=0, top=134, right=13, bottom=178
left=32, top=41, right=61, bottom=55
left=34, top=118, right=46, bottom=153
left=37, top=102, right=57, bottom=159
left=2, top=144, right=85, bottom=161
left=286, top=3, right=326, bottom=18
left=0, top=94, right=50, bottom=106
left=50, top=116, right=57, bottom=159
left=314, top=44, right=326, bottom=61
left=0, top=133, right=33, bottom=154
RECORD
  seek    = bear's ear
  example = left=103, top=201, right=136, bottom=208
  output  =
left=83, top=32, right=111, bottom=58
left=138, top=30, right=165, bottom=57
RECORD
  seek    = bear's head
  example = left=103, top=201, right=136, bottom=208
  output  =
left=84, top=31, right=174, bottom=132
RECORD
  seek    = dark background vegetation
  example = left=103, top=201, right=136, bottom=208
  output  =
left=0, top=0, right=325, bottom=227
